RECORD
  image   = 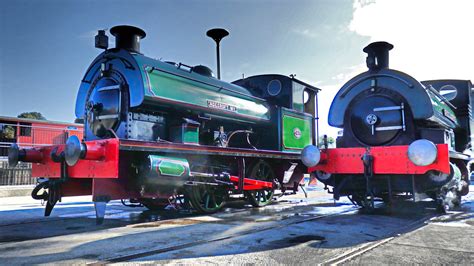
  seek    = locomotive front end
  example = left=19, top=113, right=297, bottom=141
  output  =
left=303, top=42, right=471, bottom=211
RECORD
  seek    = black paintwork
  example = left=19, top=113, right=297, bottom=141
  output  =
left=338, top=87, right=415, bottom=147
left=322, top=42, right=473, bottom=206
left=110, top=25, right=146, bottom=54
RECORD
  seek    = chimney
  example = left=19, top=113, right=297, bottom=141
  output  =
left=363, top=41, right=393, bottom=70
left=110, top=25, right=146, bottom=54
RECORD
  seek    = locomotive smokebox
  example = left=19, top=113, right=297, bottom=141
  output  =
left=363, top=41, right=393, bottom=70
left=110, top=25, right=146, bottom=53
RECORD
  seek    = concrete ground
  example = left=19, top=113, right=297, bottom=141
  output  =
left=0, top=185, right=34, bottom=197
left=0, top=185, right=473, bottom=265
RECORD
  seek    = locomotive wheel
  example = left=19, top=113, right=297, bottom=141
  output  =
left=245, top=160, right=275, bottom=207
left=350, top=193, right=375, bottom=213
left=436, top=189, right=461, bottom=213
left=188, top=176, right=227, bottom=214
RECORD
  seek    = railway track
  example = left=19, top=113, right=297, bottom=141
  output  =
left=320, top=213, right=435, bottom=265
left=90, top=207, right=359, bottom=264
left=2, top=194, right=452, bottom=264
left=91, top=201, right=439, bottom=264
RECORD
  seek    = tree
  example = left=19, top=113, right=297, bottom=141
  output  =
left=318, top=135, right=335, bottom=148
left=0, top=125, right=15, bottom=139
left=18, top=112, right=46, bottom=120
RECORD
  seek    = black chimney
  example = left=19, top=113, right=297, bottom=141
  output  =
left=363, top=41, right=393, bottom=70
left=110, top=25, right=146, bottom=53
left=206, top=28, right=229, bottom=79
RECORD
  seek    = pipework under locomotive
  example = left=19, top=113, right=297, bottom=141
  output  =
left=302, top=42, right=472, bottom=211
left=8, top=25, right=320, bottom=222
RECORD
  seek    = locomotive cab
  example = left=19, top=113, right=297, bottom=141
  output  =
left=233, top=75, right=319, bottom=151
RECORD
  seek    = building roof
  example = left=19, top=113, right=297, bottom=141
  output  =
left=0, top=115, right=83, bottom=127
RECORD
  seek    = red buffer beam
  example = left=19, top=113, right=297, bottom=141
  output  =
left=309, top=144, right=450, bottom=175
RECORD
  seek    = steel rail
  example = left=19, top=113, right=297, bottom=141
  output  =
left=321, top=213, right=435, bottom=265
left=90, top=207, right=359, bottom=263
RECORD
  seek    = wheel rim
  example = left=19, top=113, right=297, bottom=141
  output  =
left=188, top=176, right=227, bottom=213
left=246, top=160, right=275, bottom=207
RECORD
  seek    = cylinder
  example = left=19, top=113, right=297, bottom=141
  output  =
left=137, top=155, right=190, bottom=195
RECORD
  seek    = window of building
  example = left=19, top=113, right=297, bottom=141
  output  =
left=19, top=123, right=32, bottom=137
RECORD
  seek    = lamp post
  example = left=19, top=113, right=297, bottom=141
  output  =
left=206, top=28, right=229, bottom=79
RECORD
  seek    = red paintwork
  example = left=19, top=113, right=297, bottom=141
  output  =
left=61, top=179, right=92, bottom=197
left=31, top=138, right=119, bottom=178
left=229, top=175, right=274, bottom=190
left=92, top=179, right=140, bottom=201
left=23, top=149, right=44, bottom=163
left=308, top=144, right=450, bottom=175
left=26, top=138, right=275, bottom=200
left=83, top=141, right=106, bottom=161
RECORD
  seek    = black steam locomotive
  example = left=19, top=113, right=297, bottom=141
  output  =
left=302, top=42, right=472, bottom=211
left=9, top=25, right=319, bottom=222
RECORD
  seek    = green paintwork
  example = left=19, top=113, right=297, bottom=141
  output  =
left=183, top=126, right=199, bottom=144
left=281, top=109, right=312, bottom=151
left=170, top=124, right=199, bottom=144
left=132, top=55, right=270, bottom=122
left=150, top=155, right=189, bottom=177
left=427, top=89, right=458, bottom=128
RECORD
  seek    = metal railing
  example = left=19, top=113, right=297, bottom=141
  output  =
left=0, top=160, right=34, bottom=186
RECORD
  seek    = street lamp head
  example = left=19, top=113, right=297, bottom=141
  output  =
left=206, top=28, right=229, bottom=43
left=206, top=28, right=229, bottom=80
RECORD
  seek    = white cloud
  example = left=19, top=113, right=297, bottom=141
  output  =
left=317, top=0, right=474, bottom=138
left=349, top=0, right=474, bottom=81
left=331, top=64, right=366, bottom=83
left=292, top=28, right=320, bottom=39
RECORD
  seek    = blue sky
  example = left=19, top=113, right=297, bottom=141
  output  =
left=1, top=0, right=473, bottom=137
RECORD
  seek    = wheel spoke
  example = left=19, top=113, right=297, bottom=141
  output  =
left=263, top=166, right=268, bottom=178
left=205, top=194, right=210, bottom=209
left=212, top=194, right=217, bottom=208
left=246, top=160, right=275, bottom=207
